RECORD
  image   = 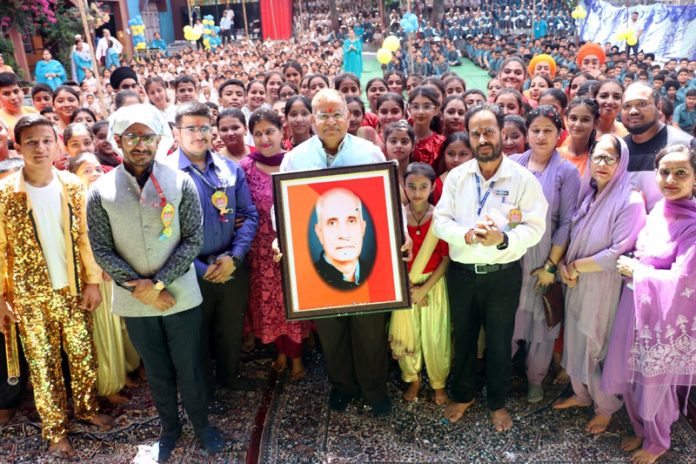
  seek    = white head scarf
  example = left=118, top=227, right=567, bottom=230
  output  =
left=107, top=103, right=174, bottom=161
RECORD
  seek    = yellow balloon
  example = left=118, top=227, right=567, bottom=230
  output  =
left=192, top=31, right=202, bottom=40
left=184, top=25, right=192, bottom=33
left=383, top=35, right=400, bottom=52
left=376, top=48, right=393, bottom=65
left=627, top=32, right=638, bottom=46
left=136, top=42, right=146, bottom=50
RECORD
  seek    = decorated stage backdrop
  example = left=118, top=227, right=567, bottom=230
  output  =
left=580, top=0, right=696, bottom=60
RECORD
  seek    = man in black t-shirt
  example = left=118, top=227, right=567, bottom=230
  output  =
left=622, top=83, right=695, bottom=211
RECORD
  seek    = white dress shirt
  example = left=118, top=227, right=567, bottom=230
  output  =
left=433, top=156, right=548, bottom=265
left=280, top=133, right=385, bottom=172
left=95, top=36, right=123, bottom=59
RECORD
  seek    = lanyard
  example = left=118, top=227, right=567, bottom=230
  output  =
left=150, top=173, right=168, bottom=208
left=189, top=164, right=228, bottom=192
left=475, top=174, right=496, bottom=216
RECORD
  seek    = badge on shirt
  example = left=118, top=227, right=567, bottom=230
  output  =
left=211, top=190, right=230, bottom=222
left=160, top=203, right=175, bottom=240
left=508, top=208, right=522, bottom=228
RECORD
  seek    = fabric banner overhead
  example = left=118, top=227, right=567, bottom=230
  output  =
left=580, top=0, right=696, bottom=59
left=260, top=0, right=293, bottom=40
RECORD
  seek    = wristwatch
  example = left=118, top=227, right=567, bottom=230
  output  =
left=231, top=256, right=241, bottom=269
left=496, top=232, right=509, bottom=250
left=544, top=261, right=558, bottom=274
left=153, top=280, right=165, bottom=291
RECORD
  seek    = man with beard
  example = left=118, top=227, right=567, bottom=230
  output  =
left=622, top=82, right=695, bottom=211
left=433, top=104, right=547, bottom=432
left=87, top=104, right=224, bottom=462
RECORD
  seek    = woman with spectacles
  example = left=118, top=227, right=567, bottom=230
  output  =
left=510, top=106, right=581, bottom=404
left=554, top=134, right=647, bottom=435
left=408, top=87, right=444, bottom=167
left=240, top=109, right=311, bottom=380
left=602, top=144, right=696, bottom=464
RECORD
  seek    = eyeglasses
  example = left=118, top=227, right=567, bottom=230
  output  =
left=314, top=111, right=346, bottom=122
left=591, top=154, right=619, bottom=166
left=121, top=133, right=158, bottom=145
left=178, top=125, right=212, bottom=136
left=409, top=104, right=436, bottom=112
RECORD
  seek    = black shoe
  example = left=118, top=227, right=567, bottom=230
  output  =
left=328, top=388, right=353, bottom=412
left=371, top=396, right=393, bottom=417
left=157, top=430, right=181, bottom=463
left=197, top=426, right=225, bottom=455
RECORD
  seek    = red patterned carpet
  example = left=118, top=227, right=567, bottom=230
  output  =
left=2, top=346, right=696, bottom=463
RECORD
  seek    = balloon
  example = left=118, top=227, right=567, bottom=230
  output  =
left=136, top=42, right=146, bottom=50
left=626, top=31, right=638, bottom=46
left=383, top=35, right=400, bottom=52
left=376, top=48, right=393, bottom=65
left=184, top=25, right=192, bottom=33
left=192, top=31, right=202, bottom=40
left=184, top=31, right=194, bottom=41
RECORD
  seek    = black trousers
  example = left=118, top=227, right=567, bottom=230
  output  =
left=0, top=331, right=27, bottom=409
left=447, top=261, right=522, bottom=411
left=314, top=312, right=388, bottom=403
left=198, top=261, right=249, bottom=396
left=124, top=307, right=209, bottom=437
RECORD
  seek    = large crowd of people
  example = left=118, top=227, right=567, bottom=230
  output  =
left=0, top=2, right=695, bottom=463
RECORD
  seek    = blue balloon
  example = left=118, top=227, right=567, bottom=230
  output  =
left=214, top=26, right=220, bottom=33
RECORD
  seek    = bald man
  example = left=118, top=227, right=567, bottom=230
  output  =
left=280, top=89, right=413, bottom=416
left=313, top=188, right=370, bottom=290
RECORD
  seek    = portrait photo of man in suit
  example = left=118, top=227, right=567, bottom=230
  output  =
left=313, top=187, right=373, bottom=290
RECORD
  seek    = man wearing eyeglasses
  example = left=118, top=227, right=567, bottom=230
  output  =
left=622, top=82, right=695, bottom=211
left=167, top=102, right=258, bottom=401
left=87, top=104, right=225, bottom=462
left=278, top=89, right=412, bottom=417
left=433, top=104, right=547, bottom=432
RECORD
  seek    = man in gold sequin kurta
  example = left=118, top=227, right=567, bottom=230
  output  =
left=0, top=115, right=111, bottom=455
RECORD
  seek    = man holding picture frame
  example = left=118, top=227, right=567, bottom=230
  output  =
left=277, top=89, right=412, bottom=417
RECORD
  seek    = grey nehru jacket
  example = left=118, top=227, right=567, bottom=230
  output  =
left=87, top=161, right=204, bottom=317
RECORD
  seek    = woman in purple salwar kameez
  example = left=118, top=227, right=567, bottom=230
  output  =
left=553, top=134, right=647, bottom=435
left=510, top=106, right=581, bottom=404
left=602, top=144, right=696, bottom=464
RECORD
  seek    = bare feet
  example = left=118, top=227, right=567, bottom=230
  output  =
left=552, top=395, right=592, bottom=410
left=89, top=413, right=114, bottom=431
left=554, top=369, right=570, bottom=384
left=433, top=388, right=448, bottom=406
left=137, top=365, right=147, bottom=382
left=403, top=379, right=420, bottom=402
left=105, top=392, right=129, bottom=405
left=271, top=354, right=287, bottom=373
left=491, top=408, right=513, bottom=432
left=630, top=448, right=665, bottom=464
left=124, top=375, right=139, bottom=388
left=290, top=358, right=305, bottom=380
left=443, top=399, right=474, bottom=423
left=242, top=333, right=255, bottom=352
left=585, top=414, right=611, bottom=434
left=622, top=436, right=643, bottom=452
left=0, top=408, right=15, bottom=426
left=48, top=437, right=77, bottom=458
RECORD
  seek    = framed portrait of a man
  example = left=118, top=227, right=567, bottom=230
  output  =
left=273, top=162, right=410, bottom=320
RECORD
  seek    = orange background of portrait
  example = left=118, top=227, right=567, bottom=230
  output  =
left=285, top=176, right=399, bottom=312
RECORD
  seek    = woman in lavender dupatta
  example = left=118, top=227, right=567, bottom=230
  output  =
left=553, top=134, right=647, bottom=434
left=602, top=144, right=696, bottom=464
left=510, top=106, right=580, bottom=404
